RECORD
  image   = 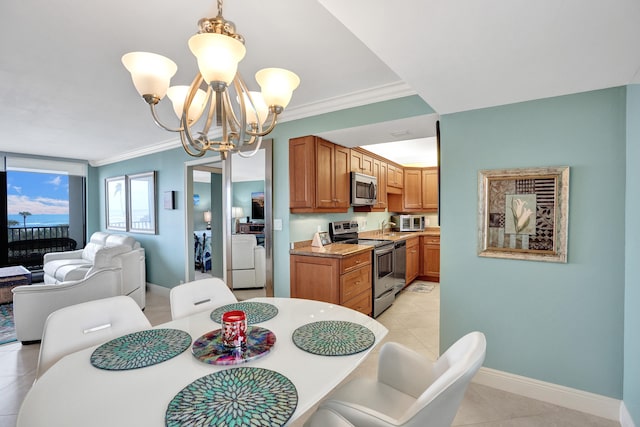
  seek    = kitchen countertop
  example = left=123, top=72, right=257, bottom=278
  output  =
left=359, top=227, right=440, bottom=241
left=290, top=227, right=440, bottom=258
left=290, top=243, right=374, bottom=258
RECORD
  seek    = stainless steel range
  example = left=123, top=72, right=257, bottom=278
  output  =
left=329, top=220, right=395, bottom=317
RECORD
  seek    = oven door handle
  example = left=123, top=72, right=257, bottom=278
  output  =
left=375, top=247, right=394, bottom=256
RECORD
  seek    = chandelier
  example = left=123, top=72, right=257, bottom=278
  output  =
left=121, top=0, right=300, bottom=159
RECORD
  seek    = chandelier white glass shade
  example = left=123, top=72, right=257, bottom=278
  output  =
left=121, top=1, right=300, bottom=159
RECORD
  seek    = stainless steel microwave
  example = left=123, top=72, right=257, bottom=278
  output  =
left=351, top=172, right=377, bottom=206
left=390, top=214, right=426, bottom=232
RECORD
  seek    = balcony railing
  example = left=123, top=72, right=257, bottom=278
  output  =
left=6, top=226, right=77, bottom=271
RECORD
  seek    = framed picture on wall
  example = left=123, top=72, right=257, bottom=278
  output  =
left=127, top=171, right=157, bottom=234
left=105, top=175, right=127, bottom=231
left=477, top=166, right=569, bottom=263
left=251, top=191, right=265, bottom=220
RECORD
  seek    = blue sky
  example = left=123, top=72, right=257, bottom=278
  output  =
left=6, top=171, right=69, bottom=215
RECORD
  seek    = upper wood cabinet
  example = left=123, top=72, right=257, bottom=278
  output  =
left=289, top=136, right=316, bottom=210
left=388, top=166, right=439, bottom=213
left=289, top=136, right=351, bottom=213
left=403, top=168, right=423, bottom=210
left=350, top=150, right=373, bottom=176
left=373, top=159, right=388, bottom=210
left=421, top=167, right=438, bottom=211
left=387, top=163, right=404, bottom=189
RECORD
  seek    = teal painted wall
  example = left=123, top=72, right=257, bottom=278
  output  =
left=624, top=85, right=640, bottom=423
left=440, top=88, right=626, bottom=398
left=96, top=149, right=196, bottom=287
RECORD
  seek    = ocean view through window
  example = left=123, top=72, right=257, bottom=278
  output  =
left=7, top=171, right=70, bottom=227
left=4, top=168, right=85, bottom=272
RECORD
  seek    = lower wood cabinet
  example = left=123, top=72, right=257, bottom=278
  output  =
left=290, top=251, right=372, bottom=316
left=406, top=237, right=420, bottom=284
left=421, top=235, right=440, bottom=282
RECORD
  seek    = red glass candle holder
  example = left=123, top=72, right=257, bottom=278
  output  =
left=221, top=310, right=247, bottom=348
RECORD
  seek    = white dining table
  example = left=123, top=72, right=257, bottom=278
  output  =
left=17, top=297, right=388, bottom=426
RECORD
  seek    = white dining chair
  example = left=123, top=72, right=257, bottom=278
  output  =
left=35, top=295, right=151, bottom=380
left=169, top=277, right=238, bottom=320
left=304, top=408, right=355, bottom=427
left=319, top=331, right=487, bottom=427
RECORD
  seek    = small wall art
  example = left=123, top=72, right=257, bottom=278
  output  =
left=477, top=166, right=569, bottom=263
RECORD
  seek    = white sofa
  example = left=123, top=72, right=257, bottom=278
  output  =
left=43, top=232, right=146, bottom=308
left=12, top=268, right=123, bottom=343
left=231, top=234, right=266, bottom=289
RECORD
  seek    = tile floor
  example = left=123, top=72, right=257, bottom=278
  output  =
left=0, top=283, right=620, bottom=427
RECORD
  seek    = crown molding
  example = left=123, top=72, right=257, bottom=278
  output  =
left=281, top=80, right=416, bottom=122
left=89, top=81, right=416, bottom=167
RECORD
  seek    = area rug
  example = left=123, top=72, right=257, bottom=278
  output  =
left=405, top=282, right=435, bottom=293
left=0, top=303, right=17, bottom=345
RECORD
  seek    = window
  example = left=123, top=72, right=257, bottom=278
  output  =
left=1, top=156, right=87, bottom=271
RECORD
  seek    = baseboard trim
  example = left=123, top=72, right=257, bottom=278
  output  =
left=146, top=282, right=170, bottom=297
left=473, top=367, right=621, bottom=421
left=621, top=401, right=637, bottom=427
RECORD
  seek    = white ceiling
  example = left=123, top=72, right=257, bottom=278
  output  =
left=2, top=0, right=639, bottom=166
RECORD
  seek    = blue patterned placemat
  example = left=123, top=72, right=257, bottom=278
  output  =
left=292, top=320, right=375, bottom=356
left=90, top=329, right=192, bottom=370
left=210, top=302, right=278, bottom=324
left=192, top=326, right=276, bottom=365
left=165, top=367, right=298, bottom=427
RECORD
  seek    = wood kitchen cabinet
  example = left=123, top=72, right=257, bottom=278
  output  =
left=374, top=159, right=388, bottom=210
left=420, top=235, right=440, bottom=282
left=290, top=251, right=372, bottom=316
left=406, top=236, right=420, bottom=284
left=387, top=163, right=404, bottom=190
left=403, top=168, right=423, bottom=210
left=289, top=136, right=350, bottom=213
left=421, top=167, right=438, bottom=211
left=350, top=149, right=373, bottom=176
left=388, top=167, right=439, bottom=213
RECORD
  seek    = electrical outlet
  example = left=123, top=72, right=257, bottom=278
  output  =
left=274, top=219, right=282, bottom=230
left=317, top=225, right=322, bottom=232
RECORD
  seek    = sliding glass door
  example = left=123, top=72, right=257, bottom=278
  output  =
left=1, top=158, right=86, bottom=275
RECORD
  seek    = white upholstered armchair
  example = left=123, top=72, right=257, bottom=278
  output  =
left=43, top=232, right=146, bottom=308
left=231, top=234, right=266, bottom=289
left=12, top=268, right=123, bottom=343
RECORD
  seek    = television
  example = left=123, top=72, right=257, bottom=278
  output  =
left=251, top=192, right=265, bottom=220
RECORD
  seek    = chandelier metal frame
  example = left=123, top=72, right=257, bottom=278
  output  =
left=123, top=0, right=299, bottom=159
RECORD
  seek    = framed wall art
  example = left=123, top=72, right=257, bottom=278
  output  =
left=478, top=166, right=569, bottom=263
left=105, top=175, right=127, bottom=231
left=127, top=171, right=157, bottom=234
